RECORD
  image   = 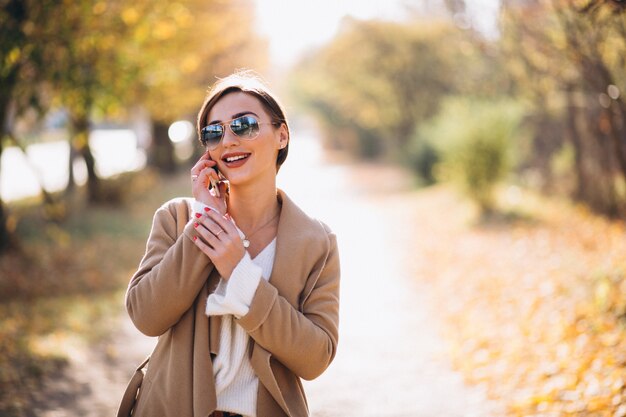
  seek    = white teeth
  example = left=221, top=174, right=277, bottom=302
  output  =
left=225, top=155, right=248, bottom=162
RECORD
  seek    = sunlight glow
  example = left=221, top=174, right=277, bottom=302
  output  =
left=254, top=0, right=409, bottom=67
left=168, top=120, right=194, bottom=143
left=254, top=0, right=500, bottom=68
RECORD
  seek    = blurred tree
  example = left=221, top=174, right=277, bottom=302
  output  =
left=289, top=16, right=508, bottom=162
left=0, top=0, right=63, bottom=252
left=0, top=0, right=266, bottom=253
left=418, top=97, right=524, bottom=214
left=290, top=18, right=467, bottom=159
left=0, top=0, right=26, bottom=253
left=50, top=0, right=265, bottom=193
left=500, top=0, right=626, bottom=216
left=48, top=0, right=135, bottom=202
left=121, top=0, right=267, bottom=172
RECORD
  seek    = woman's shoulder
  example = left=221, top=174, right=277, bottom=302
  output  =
left=278, top=190, right=335, bottom=240
left=154, top=197, right=194, bottom=221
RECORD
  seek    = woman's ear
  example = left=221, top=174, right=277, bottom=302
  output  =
left=277, top=123, right=289, bottom=149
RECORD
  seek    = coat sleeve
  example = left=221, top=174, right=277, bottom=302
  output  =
left=236, top=231, right=340, bottom=380
left=125, top=201, right=214, bottom=337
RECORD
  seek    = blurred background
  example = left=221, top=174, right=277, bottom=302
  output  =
left=2, top=0, right=626, bottom=416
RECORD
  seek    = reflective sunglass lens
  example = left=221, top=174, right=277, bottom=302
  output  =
left=201, top=116, right=261, bottom=148
left=231, top=116, right=259, bottom=138
left=201, top=125, right=224, bottom=147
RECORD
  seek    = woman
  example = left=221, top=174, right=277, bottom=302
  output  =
left=121, top=71, right=340, bottom=417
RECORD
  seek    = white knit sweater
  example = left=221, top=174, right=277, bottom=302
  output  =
left=193, top=201, right=275, bottom=417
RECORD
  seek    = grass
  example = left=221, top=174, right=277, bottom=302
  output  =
left=0, top=168, right=191, bottom=416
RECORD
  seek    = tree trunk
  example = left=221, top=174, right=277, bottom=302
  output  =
left=0, top=143, right=13, bottom=254
left=65, top=142, right=78, bottom=194
left=70, top=111, right=101, bottom=203
left=599, top=128, right=619, bottom=217
left=600, top=108, right=626, bottom=217
left=565, top=87, right=589, bottom=201
left=606, top=101, right=626, bottom=183
left=148, top=120, right=177, bottom=174
left=0, top=90, right=18, bottom=253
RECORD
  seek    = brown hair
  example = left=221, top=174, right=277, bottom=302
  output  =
left=196, top=70, right=290, bottom=171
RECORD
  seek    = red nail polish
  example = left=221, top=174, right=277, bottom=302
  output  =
left=204, top=207, right=211, bottom=212
left=193, top=236, right=197, bottom=241
left=194, top=223, right=199, bottom=228
left=195, top=213, right=202, bottom=218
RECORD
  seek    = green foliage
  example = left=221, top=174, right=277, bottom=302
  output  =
left=413, top=97, right=525, bottom=213
left=550, top=142, right=575, bottom=178
left=404, top=131, right=439, bottom=186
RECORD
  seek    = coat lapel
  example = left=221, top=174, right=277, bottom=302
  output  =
left=251, top=189, right=331, bottom=417
left=267, top=189, right=328, bottom=309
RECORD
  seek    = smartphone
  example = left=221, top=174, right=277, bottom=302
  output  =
left=206, top=152, right=220, bottom=197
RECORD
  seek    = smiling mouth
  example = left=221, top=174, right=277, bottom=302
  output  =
left=224, top=155, right=248, bottom=162
left=222, top=153, right=251, bottom=165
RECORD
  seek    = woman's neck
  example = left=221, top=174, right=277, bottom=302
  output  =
left=227, top=178, right=280, bottom=232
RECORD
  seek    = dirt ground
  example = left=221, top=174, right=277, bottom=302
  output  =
left=32, top=132, right=502, bottom=417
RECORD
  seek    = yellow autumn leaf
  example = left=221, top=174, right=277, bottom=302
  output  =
left=122, top=7, right=140, bottom=26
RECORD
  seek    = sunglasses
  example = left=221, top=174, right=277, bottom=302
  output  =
left=200, top=115, right=278, bottom=150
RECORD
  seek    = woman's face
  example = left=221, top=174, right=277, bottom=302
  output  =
left=205, top=92, right=288, bottom=187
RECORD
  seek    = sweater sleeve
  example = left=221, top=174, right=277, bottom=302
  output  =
left=191, top=199, right=222, bottom=216
left=205, top=252, right=262, bottom=318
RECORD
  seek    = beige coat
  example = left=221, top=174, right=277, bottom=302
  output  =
left=125, top=190, right=340, bottom=417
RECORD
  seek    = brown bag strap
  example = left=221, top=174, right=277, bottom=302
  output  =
left=117, top=356, right=150, bottom=417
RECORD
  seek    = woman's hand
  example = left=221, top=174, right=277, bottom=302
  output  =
left=192, top=208, right=245, bottom=280
left=190, top=153, right=227, bottom=214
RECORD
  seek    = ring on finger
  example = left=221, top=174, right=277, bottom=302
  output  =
left=214, top=229, right=223, bottom=237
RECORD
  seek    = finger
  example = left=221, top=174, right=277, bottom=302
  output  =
left=193, top=224, right=218, bottom=250
left=198, top=151, right=215, bottom=163
left=191, top=165, right=209, bottom=184
left=199, top=152, right=219, bottom=169
left=198, top=166, right=226, bottom=199
left=191, top=153, right=217, bottom=171
left=191, top=159, right=214, bottom=176
left=197, top=224, right=224, bottom=250
left=197, top=166, right=214, bottom=189
left=196, top=216, right=225, bottom=240
left=206, top=158, right=218, bottom=169
left=202, top=166, right=220, bottom=186
left=205, top=209, right=238, bottom=236
left=191, top=153, right=210, bottom=169
left=192, top=235, right=217, bottom=257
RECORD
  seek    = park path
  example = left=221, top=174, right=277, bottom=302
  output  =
left=36, top=127, right=501, bottom=416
